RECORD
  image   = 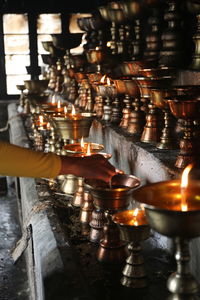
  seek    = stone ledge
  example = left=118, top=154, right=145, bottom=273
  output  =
left=7, top=103, right=200, bottom=299
left=89, top=120, right=178, bottom=186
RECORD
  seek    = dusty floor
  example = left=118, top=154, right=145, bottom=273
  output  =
left=0, top=102, right=29, bottom=300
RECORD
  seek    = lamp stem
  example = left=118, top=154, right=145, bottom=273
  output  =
left=121, top=241, right=147, bottom=288
left=167, top=237, right=199, bottom=299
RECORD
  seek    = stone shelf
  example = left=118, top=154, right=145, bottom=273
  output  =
left=89, top=120, right=179, bottom=187
left=7, top=103, right=200, bottom=300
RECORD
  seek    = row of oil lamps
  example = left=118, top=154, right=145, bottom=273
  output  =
left=37, top=38, right=200, bottom=170
left=15, top=11, right=200, bottom=172
left=17, top=61, right=200, bottom=171
left=20, top=90, right=200, bottom=300
left=15, top=20, right=200, bottom=299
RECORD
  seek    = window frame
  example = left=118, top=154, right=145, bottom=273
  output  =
left=0, top=12, right=68, bottom=100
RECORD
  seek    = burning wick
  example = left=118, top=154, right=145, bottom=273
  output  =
left=71, top=105, right=76, bottom=115
left=181, top=164, right=193, bottom=211
left=57, top=100, right=61, bottom=109
left=100, top=75, right=107, bottom=84
left=106, top=77, right=111, bottom=86
left=80, top=137, right=85, bottom=149
left=39, top=115, right=44, bottom=125
left=52, top=94, right=56, bottom=104
left=107, top=41, right=111, bottom=48
left=86, top=143, right=91, bottom=156
left=133, top=208, right=139, bottom=226
left=46, top=122, right=51, bottom=130
left=64, top=106, right=67, bottom=116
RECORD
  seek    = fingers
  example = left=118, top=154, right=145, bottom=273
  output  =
left=115, top=168, right=124, bottom=174
left=83, top=154, right=116, bottom=182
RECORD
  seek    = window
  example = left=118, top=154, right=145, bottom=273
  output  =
left=3, top=14, right=30, bottom=95
left=37, top=14, right=61, bottom=75
left=0, top=13, right=62, bottom=98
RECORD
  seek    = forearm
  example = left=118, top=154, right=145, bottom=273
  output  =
left=0, top=142, right=61, bottom=178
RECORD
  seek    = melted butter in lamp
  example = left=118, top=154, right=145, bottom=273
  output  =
left=70, top=143, right=96, bottom=157
left=114, top=209, right=148, bottom=226
left=77, top=142, right=91, bottom=157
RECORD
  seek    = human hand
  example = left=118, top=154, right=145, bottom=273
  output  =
left=81, top=154, right=118, bottom=182
left=59, top=153, right=118, bottom=182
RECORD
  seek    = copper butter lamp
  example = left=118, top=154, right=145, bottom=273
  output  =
left=63, top=140, right=104, bottom=156
left=166, top=95, right=200, bottom=169
left=132, top=164, right=200, bottom=299
left=63, top=141, right=105, bottom=207
left=112, top=208, right=150, bottom=288
left=64, top=143, right=113, bottom=242
left=85, top=174, right=141, bottom=264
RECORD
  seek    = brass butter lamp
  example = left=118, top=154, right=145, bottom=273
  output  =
left=114, top=78, right=141, bottom=130
left=150, top=88, right=177, bottom=150
left=113, top=209, right=150, bottom=288
left=136, top=76, right=173, bottom=144
left=85, top=174, right=141, bottom=264
left=24, top=79, right=49, bottom=95
left=63, top=141, right=105, bottom=208
left=132, top=165, right=200, bottom=299
left=166, top=95, right=200, bottom=169
left=187, top=0, right=200, bottom=70
left=52, top=111, right=95, bottom=195
left=52, top=112, right=95, bottom=142
left=86, top=47, right=107, bottom=73
left=63, top=142, right=112, bottom=236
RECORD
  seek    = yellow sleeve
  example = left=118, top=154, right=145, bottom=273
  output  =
left=0, top=141, right=61, bottom=178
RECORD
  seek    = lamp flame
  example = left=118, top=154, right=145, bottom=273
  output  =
left=181, top=164, right=193, bottom=211
left=181, top=164, right=193, bottom=189
left=100, top=75, right=107, bottom=84
left=107, top=41, right=111, bottom=48
left=71, top=105, right=76, bottom=115
left=64, top=106, right=67, bottom=114
left=133, top=208, right=139, bottom=217
left=52, top=94, right=56, bottom=104
left=106, top=77, right=111, bottom=86
left=57, top=100, right=61, bottom=109
left=39, top=115, right=43, bottom=124
left=80, top=137, right=85, bottom=148
left=86, top=143, right=91, bottom=156
left=133, top=208, right=139, bottom=226
left=46, top=122, right=51, bottom=130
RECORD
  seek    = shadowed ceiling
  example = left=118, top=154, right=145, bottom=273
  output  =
left=0, top=0, right=108, bottom=13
